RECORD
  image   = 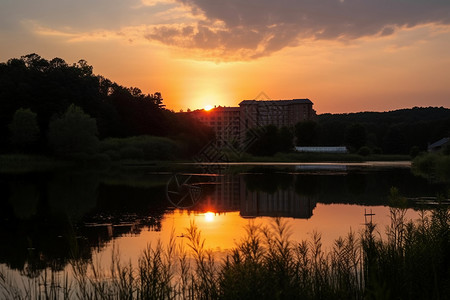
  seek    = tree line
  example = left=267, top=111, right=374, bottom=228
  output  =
left=314, top=109, right=450, bottom=154
left=247, top=107, right=450, bottom=156
left=0, top=54, right=213, bottom=158
left=2, top=54, right=449, bottom=159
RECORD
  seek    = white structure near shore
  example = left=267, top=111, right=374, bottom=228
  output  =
left=294, top=146, right=348, bottom=154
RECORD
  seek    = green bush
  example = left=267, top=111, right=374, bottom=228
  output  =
left=91, top=153, right=111, bottom=163
left=48, top=104, right=99, bottom=155
left=412, top=152, right=450, bottom=182
left=435, top=155, right=450, bottom=182
left=103, top=149, right=121, bottom=161
left=412, top=153, right=438, bottom=174
left=100, top=135, right=180, bottom=161
left=119, top=146, right=145, bottom=160
left=358, top=146, right=371, bottom=156
left=372, top=147, right=383, bottom=154
left=444, top=144, right=450, bottom=156
left=409, top=145, right=420, bottom=158
left=8, top=108, right=40, bottom=151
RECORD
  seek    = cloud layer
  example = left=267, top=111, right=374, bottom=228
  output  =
left=146, top=0, right=450, bottom=60
left=3, top=0, right=449, bottom=61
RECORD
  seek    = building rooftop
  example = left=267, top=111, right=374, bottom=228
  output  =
left=211, top=106, right=241, bottom=111
left=187, top=106, right=240, bottom=114
left=239, top=99, right=313, bottom=105
left=428, top=137, right=450, bottom=151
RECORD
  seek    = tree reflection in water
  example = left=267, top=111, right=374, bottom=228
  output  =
left=0, top=165, right=447, bottom=278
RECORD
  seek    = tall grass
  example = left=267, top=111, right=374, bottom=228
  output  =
left=362, top=190, right=450, bottom=300
left=1, top=204, right=449, bottom=299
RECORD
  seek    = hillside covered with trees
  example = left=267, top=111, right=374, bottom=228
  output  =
left=0, top=54, right=212, bottom=159
left=246, top=108, right=450, bottom=157
left=293, top=108, right=450, bottom=155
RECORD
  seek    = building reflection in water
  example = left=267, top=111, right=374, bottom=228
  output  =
left=80, top=173, right=316, bottom=258
left=1, top=167, right=443, bottom=277
left=195, top=174, right=316, bottom=219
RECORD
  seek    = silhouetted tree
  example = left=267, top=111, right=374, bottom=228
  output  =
left=48, top=104, right=99, bottom=155
left=247, top=125, right=293, bottom=156
left=279, top=126, right=294, bottom=151
left=152, top=92, right=165, bottom=108
left=383, top=126, right=406, bottom=154
left=345, top=123, right=367, bottom=152
left=9, top=108, right=40, bottom=152
left=0, top=53, right=214, bottom=156
left=295, top=121, right=319, bottom=146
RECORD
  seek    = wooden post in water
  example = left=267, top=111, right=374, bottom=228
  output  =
left=364, top=208, right=375, bottom=225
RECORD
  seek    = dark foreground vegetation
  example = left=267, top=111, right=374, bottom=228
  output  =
left=1, top=192, right=449, bottom=299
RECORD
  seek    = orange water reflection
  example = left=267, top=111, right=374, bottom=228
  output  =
left=104, top=204, right=420, bottom=266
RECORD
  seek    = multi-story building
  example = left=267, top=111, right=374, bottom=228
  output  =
left=239, top=99, right=315, bottom=129
left=187, top=99, right=316, bottom=146
left=239, top=98, right=315, bottom=142
left=188, top=106, right=241, bottom=146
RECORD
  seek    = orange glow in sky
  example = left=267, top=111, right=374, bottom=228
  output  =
left=1, top=1, right=449, bottom=113
left=204, top=211, right=215, bottom=222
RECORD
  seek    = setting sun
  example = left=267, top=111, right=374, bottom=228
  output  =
left=204, top=212, right=215, bottom=222
left=204, top=105, right=214, bottom=111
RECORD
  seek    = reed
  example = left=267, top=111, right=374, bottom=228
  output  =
left=1, top=204, right=448, bottom=299
left=362, top=191, right=450, bottom=300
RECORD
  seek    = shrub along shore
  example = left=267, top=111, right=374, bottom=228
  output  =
left=412, top=151, right=450, bottom=182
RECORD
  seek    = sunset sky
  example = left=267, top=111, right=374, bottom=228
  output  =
left=1, top=0, right=449, bottom=113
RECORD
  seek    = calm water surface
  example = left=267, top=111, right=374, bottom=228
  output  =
left=0, top=162, right=447, bottom=277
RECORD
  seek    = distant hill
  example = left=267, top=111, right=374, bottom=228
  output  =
left=314, top=107, right=450, bottom=154
left=318, top=107, right=450, bottom=124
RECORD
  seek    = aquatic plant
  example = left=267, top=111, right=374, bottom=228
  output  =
left=1, top=205, right=449, bottom=299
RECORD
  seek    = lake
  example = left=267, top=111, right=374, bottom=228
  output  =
left=0, top=162, right=447, bottom=282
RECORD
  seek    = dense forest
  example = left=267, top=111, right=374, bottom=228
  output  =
left=247, top=108, right=450, bottom=156
left=0, top=54, right=213, bottom=159
left=315, top=109, right=450, bottom=154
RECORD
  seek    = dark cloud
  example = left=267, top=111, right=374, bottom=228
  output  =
left=147, top=0, right=450, bottom=59
left=0, top=0, right=163, bottom=32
